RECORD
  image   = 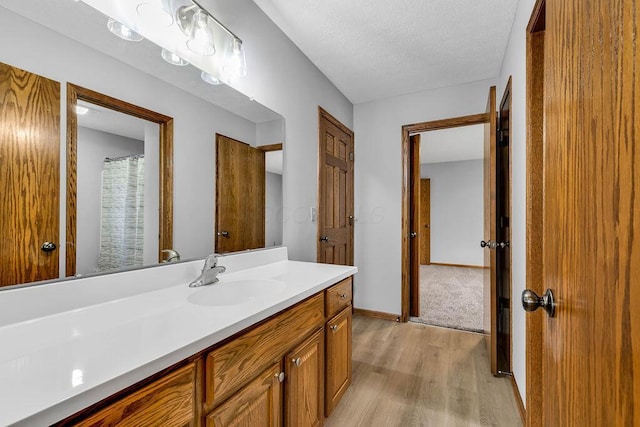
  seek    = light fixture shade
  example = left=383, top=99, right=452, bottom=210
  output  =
left=107, top=18, right=144, bottom=41
left=137, top=0, right=174, bottom=27
left=177, top=5, right=216, bottom=56
left=75, top=105, right=89, bottom=115
left=201, top=70, right=222, bottom=85
left=161, top=48, right=189, bottom=66
left=221, top=38, right=247, bottom=83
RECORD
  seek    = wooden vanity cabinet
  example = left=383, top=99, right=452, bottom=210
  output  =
left=324, top=277, right=353, bottom=418
left=285, top=328, right=325, bottom=427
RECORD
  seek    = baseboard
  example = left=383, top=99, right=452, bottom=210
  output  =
left=510, top=375, right=526, bottom=423
left=353, top=308, right=400, bottom=322
left=428, top=262, right=487, bottom=269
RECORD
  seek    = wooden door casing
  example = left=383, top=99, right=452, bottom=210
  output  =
left=538, top=0, right=640, bottom=424
left=215, top=134, right=265, bottom=253
left=420, top=178, right=431, bottom=265
left=483, top=86, right=498, bottom=374
left=207, top=363, right=282, bottom=427
left=0, top=62, right=60, bottom=288
left=409, top=135, right=421, bottom=317
left=285, top=328, right=324, bottom=427
left=325, top=306, right=352, bottom=417
left=317, top=107, right=354, bottom=266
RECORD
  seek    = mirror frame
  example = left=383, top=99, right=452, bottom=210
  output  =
left=66, top=83, right=174, bottom=277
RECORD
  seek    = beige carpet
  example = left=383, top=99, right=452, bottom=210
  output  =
left=410, top=264, right=484, bottom=333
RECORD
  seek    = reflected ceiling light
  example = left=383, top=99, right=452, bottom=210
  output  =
left=137, top=1, right=174, bottom=27
left=201, top=70, right=222, bottom=85
left=107, top=18, right=144, bottom=41
left=75, top=105, right=89, bottom=115
left=221, top=38, right=247, bottom=83
left=177, top=5, right=216, bottom=56
left=161, top=48, right=189, bottom=66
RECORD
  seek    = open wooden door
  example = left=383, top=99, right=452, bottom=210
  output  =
left=524, top=0, right=640, bottom=424
left=482, top=86, right=497, bottom=374
left=317, top=108, right=354, bottom=266
left=215, top=134, right=265, bottom=253
left=408, top=135, right=421, bottom=317
left=0, top=62, right=60, bottom=287
left=420, top=179, right=431, bottom=265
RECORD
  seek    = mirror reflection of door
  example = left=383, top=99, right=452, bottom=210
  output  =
left=75, top=101, right=159, bottom=275
left=0, top=62, right=60, bottom=288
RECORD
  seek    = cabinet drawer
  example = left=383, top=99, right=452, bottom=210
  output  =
left=325, top=277, right=352, bottom=318
left=74, top=363, right=196, bottom=427
left=206, top=293, right=324, bottom=409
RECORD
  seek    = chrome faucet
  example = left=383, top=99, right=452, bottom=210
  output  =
left=189, top=254, right=226, bottom=287
left=161, top=249, right=181, bottom=263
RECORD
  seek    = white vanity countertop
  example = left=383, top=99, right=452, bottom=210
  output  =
left=0, top=248, right=357, bottom=426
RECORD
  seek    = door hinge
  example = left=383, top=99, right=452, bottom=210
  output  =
left=349, top=152, right=354, bottom=161
left=500, top=216, right=510, bottom=228
left=498, top=129, right=508, bottom=146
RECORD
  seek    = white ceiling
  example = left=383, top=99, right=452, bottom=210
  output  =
left=253, top=0, right=518, bottom=104
left=420, top=124, right=484, bottom=164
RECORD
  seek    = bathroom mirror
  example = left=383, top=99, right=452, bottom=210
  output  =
left=0, top=0, right=285, bottom=289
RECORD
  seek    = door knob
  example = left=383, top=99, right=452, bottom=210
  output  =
left=217, top=231, right=230, bottom=238
left=292, top=357, right=302, bottom=367
left=522, top=289, right=556, bottom=317
left=319, top=236, right=329, bottom=242
left=410, top=232, right=417, bottom=238
left=41, top=242, right=57, bottom=252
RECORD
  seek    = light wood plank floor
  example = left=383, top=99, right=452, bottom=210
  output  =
left=325, top=316, right=523, bottom=427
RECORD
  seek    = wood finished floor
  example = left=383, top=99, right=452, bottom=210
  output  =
left=325, top=316, right=522, bottom=427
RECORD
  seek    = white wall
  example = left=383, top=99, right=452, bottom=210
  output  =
left=265, top=172, right=284, bottom=247
left=0, top=1, right=352, bottom=268
left=76, top=127, right=145, bottom=275
left=498, top=0, right=539, bottom=408
left=353, top=78, right=496, bottom=315
left=421, top=160, right=484, bottom=266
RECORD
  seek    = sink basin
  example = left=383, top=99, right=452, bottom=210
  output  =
left=187, top=279, right=286, bottom=307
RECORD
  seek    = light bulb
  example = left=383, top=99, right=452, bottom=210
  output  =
left=186, top=10, right=215, bottom=56
left=75, top=105, right=89, bottom=115
left=201, top=71, right=222, bottom=85
left=107, top=18, right=143, bottom=42
left=161, top=49, right=189, bottom=66
left=221, top=38, right=246, bottom=82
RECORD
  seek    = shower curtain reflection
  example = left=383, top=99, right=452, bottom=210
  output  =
left=97, top=155, right=145, bottom=271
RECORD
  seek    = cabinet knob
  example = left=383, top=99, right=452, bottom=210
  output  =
left=330, top=325, right=338, bottom=332
left=275, top=371, right=285, bottom=383
left=339, top=293, right=347, bottom=299
left=292, top=357, right=302, bottom=367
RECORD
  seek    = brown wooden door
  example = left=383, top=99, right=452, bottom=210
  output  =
left=482, top=86, right=498, bottom=374
left=317, top=108, right=354, bottom=266
left=420, top=178, right=431, bottom=265
left=535, top=0, right=640, bottom=424
left=409, top=135, right=421, bottom=317
left=207, top=363, right=282, bottom=427
left=0, top=62, right=60, bottom=288
left=215, top=134, right=265, bottom=253
left=285, top=328, right=324, bottom=427
left=325, top=306, right=352, bottom=417
left=496, top=79, right=512, bottom=374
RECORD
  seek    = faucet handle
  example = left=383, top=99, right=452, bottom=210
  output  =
left=161, top=249, right=180, bottom=262
left=203, top=254, right=220, bottom=269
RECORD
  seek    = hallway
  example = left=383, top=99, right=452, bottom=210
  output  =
left=325, top=316, right=522, bottom=427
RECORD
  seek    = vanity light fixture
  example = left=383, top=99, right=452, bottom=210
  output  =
left=107, top=18, right=144, bottom=41
left=221, top=37, right=247, bottom=82
left=75, top=105, right=90, bottom=115
left=201, top=70, right=222, bottom=85
left=177, top=5, right=216, bottom=56
left=161, top=48, right=189, bottom=66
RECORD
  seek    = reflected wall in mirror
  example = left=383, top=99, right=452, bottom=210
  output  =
left=66, top=84, right=173, bottom=277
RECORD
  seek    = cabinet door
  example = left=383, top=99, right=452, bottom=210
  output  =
left=284, top=328, right=324, bottom=427
left=207, top=363, right=282, bottom=427
left=325, top=306, right=352, bottom=416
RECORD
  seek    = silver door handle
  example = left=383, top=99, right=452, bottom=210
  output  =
left=320, top=236, right=329, bottom=242
left=217, top=231, right=230, bottom=238
left=522, top=289, right=555, bottom=317
left=410, top=232, right=417, bottom=238
left=41, top=242, right=57, bottom=252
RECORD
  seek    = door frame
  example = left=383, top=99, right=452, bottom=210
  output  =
left=525, top=0, right=545, bottom=425
left=317, top=106, right=355, bottom=265
left=66, top=84, right=174, bottom=277
left=401, top=113, right=489, bottom=322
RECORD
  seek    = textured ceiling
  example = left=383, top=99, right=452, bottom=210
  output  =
left=420, top=124, right=484, bottom=164
left=253, top=0, right=518, bottom=104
